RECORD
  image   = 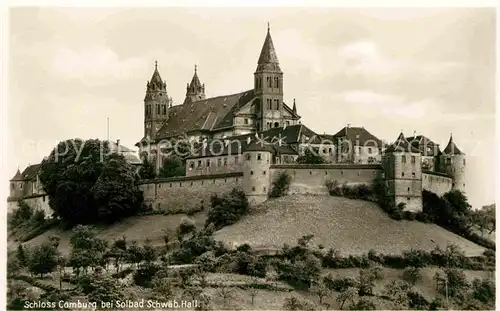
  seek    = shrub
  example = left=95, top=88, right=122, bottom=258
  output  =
left=205, top=188, right=249, bottom=230
left=26, top=242, right=59, bottom=277
left=471, top=278, right=495, bottom=304
left=269, top=172, right=292, bottom=198
left=407, top=290, right=429, bottom=309
left=133, top=263, right=160, bottom=288
left=177, top=217, right=197, bottom=239
left=282, top=295, right=316, bottom=311
left=402, top=267, right=422, bottom=285
left=323, top=275, right=357, bottom=292
left=441, top=268, right=469, bottom=297
left=348, top=298, right=376, bottom=310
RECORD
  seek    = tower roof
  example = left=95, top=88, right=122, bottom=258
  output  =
left=385, top=132, right=421, bottom=153
left=256, top=24, right=281, bottom=71
left=10, top=169, right=23, bottom=181
left=443, top=134, right=464, bottom=155
left=149, top=61, right=165, bottom=88
left=189, top=65, right=203, bottom=89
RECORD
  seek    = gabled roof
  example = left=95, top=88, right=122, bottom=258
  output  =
left=155, top=90, right=255, bottom=139
left=10, top=169, right=23, bottom=181
left=405, top=135, right=441, bottom=157
left=21, top=164, right=42, bottom=181
left=442, top=134, right=464, bottom=155
left=332, top=126, right=384, bottom=148
left=385, top=133, right=421, bottom=153
left=186, top=125, right=315, bottom=159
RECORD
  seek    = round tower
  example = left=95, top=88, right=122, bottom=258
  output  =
left=439, top=134, right=466, bottom=193
left=242, top=144, right=272, bottom=206
left=382, top=133, right=423, bottom=212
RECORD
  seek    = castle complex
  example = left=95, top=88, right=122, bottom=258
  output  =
left=8, top=26, right=467, bottom=215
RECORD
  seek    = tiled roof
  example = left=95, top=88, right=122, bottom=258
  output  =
left=155, top=90, right=255, bottom=139
left=405, top=135, right=441, bottom=157
left=186, top=125, right=314, bottom=159
left=442, top=135, right=464, bottom=155
left=332, top=126, right=383, bottom=148
left=21, top=164, right=42, bottom=181
left=385, top=133, right=421, bottom=153
left=10, top=169, right=23, bottom=181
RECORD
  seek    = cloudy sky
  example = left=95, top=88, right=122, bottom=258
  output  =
left=5, top=7, right=496, bottom=207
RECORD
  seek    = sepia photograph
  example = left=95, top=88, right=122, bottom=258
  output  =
left=2, top=5, right=497, bottom=310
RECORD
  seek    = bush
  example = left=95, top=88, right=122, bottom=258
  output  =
left=177, top=217, right=197, bottom=239
left=471, top=278, right=495, bottom=304
left=348, top=298, right=376, bottom=310
left=133, top=263, right=160, bottom=287
left=407, top=290, right=429, bottom=309
left=26, top=242, right=59, bottom=277
left=402, top=267, right=422, bottom=285
left=269, top=172, right=292, bottom=198
left=205, top=188, right=249, bottom=230
left=323, top=275, right=357, bottom=292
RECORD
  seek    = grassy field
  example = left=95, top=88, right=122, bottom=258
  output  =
left=213, top=195, right=486, bottom=256
left=18, top=213, right=208, bottom=256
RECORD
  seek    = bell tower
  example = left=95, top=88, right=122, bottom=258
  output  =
left=144, top=61, right=171, bottom=139
left=254, top=23, right=284, bottom=132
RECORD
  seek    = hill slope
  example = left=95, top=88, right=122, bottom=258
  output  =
left=18, top=213, right=207, bottom=256
left=213, top=195, right=485, bottom=256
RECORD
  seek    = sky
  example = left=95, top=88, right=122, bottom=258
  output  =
left=5, top=7, right=496, bottom=208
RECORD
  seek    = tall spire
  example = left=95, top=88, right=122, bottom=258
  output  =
left=149, top=61, right=165, bottom=91
left=257, top=24, right=280, bottom=70
left=292, top=98, right=297, bottom=114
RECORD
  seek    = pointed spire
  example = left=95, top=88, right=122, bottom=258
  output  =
left=443, top=133, right=464, bottom=155
left=292, top=98, right=297, bottom=114
left=257, top=24, right=280, bottom=69
left=148, top=61, right=166, bottom=91
left=10, top=168, right=23, bottom=181
left=386, top=132, right=420, bottom=153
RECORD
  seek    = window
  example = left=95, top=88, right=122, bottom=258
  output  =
left=252, top=187, right=256, bottom=191
left=274, top=122, right=279, bottom=128
left=20, top=184, right=23, bottom=189
left=341, top=171, right=343, bottom=176
left=407, top=197, right=410, bottom=201
left=286, top=121, right=290, bottom=126
left=412, top=172, right=416, bottom=178
left=263, top=187, right=267, bottom=192
left=446, top=158, right=451, bottom=165
left=402, top=155, right=406, bottom=163
left=325, top=171, right=328, bottom=175
left=267, top=99, right=272, bottom=109
left=162, top=105, right=167, bottom=115
left=263, top=171, right=266, bottom=175
left=179, top=182, right=182, bottom=187
left=244, top=118, right=248, bottom=125
left=257, top=153, right=261, bottom=160
left=207, top=160, right=210, bottom=167
left=267, top=76, right=272, bottom=87
left=368, top=148, right=372, bottom=154
left=43, top=196, right=45, bottom=202
left=402, top=172, right=405, bottom=177
left=217, top=158, right=222, bottom=166
left=213, top=179, right=216, bottom=184
left=170, top=183, right=172, bottom=187
left=223, top=158, right=227, bottom=166
left=246, top=154, right=251, bottom=161
left=463, top=159, right=466, bottom=165
left=411, top=156, right=416, bottom=164
left=224, top=178, right=227, bottom=183
left=156, top=104, right=160, bottom=114
left=275, top=99, right=280, bottom=110
left=250, top=171, right=254, bottom=175
left=310, top=171, right=312, bottom=175
left=189, top=162, right=194, bottom=169
left=198, top=160, right=202, bottom=167
left=274, top=77, right=279, bottom=88
left=190, top=182, right=193, bottom=186
left=408, top=187, right=410, bottom=191
left=235, top=156, right=239, bottom=164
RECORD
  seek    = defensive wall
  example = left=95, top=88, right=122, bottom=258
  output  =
left=269, top=164, right=383, bottom=195
left=139, top=172, right=243, bottom=212
left=422, top=171, right=453, bottom=197
left=7, top=194, right=53, bottom=218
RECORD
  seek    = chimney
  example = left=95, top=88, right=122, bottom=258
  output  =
left=347, top=123, right=351, bottom=128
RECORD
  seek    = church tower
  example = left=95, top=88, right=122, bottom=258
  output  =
left=185, top=65, right=206, bottom=103
left=439, top=134, right=466, bottom=193
left=254, top=24, right=284, bottom=132
left=144, top=61, right=171, bottom=139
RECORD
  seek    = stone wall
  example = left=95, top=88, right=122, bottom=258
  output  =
left=7, top=194, right=53, bottom=218
left=422, top=171, right=453, bottom=196
left=140, top=172, right=244, bottom=212
left=269, top=164, right=382, bottom=195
